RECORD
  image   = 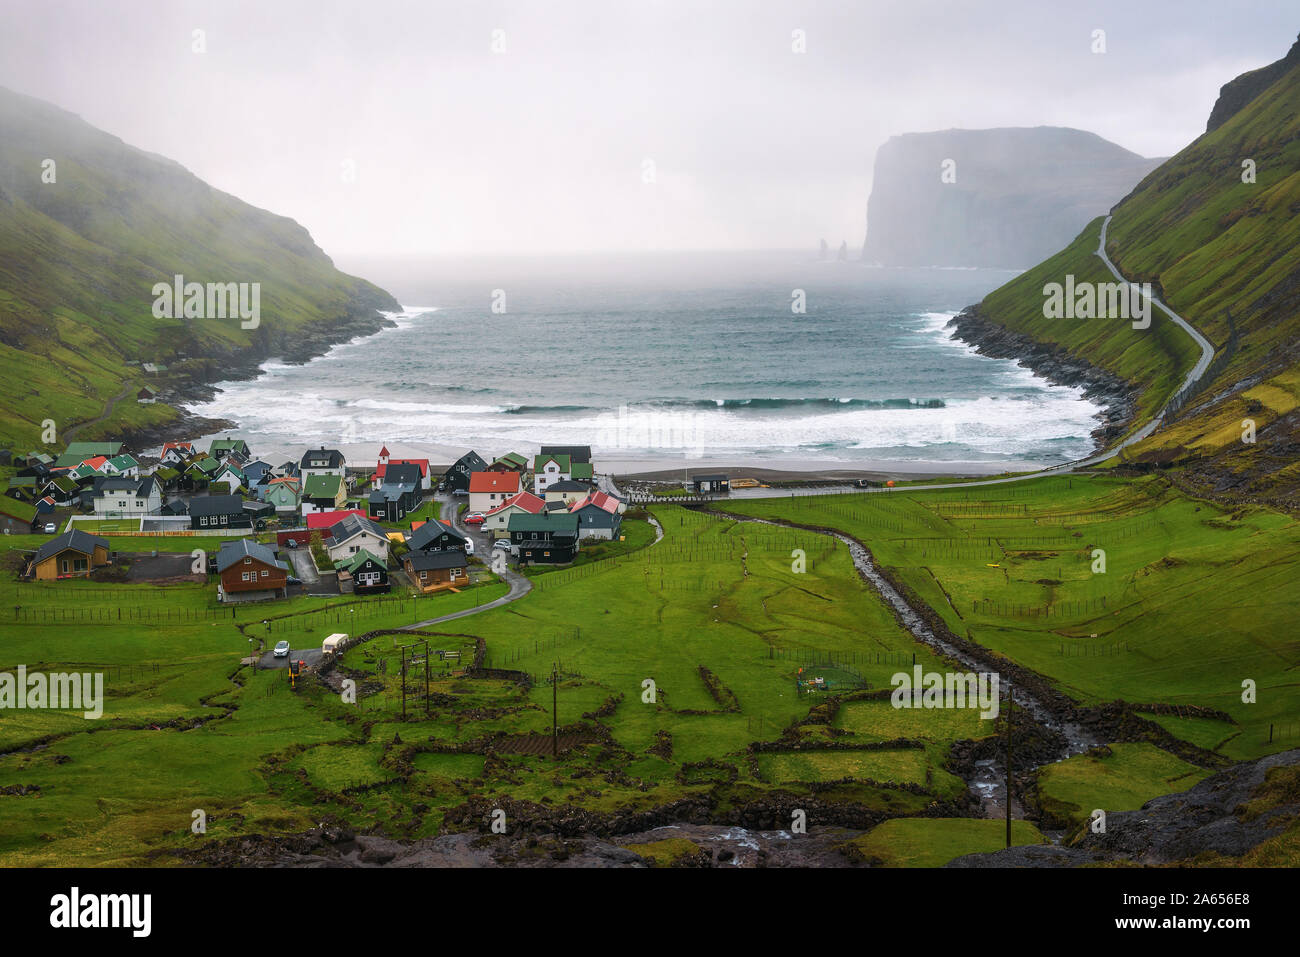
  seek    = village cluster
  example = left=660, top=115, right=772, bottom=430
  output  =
left=2, top=438, right=630, bottom=603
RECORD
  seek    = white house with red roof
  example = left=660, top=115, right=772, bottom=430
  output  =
left=468, top=471, right=521, bottom=515
left=481, top=490, right=545, bottom=537
left=372, top=446, right=432, bottom=491
left=160, top=442, right=195, bottom=466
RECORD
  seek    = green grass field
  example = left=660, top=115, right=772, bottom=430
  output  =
left=720, top=474, right=1300, bottom=763
left=2, top=476, right=1296, bottom=866
left=0, top=504, right=1000, bottom=864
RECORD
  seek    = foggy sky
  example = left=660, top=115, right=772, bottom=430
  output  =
left=0, top=0, right=1294, bottom=258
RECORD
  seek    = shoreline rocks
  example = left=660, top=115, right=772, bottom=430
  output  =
left=946, top=306, right=1137, bottom=449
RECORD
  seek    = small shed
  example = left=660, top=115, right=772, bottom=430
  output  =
left=692, top=474, right=730, bottom=494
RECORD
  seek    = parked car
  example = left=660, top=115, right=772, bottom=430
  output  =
left=285, top=538, right=298, bottom=548
left=464, top=512, right=485, bottom=525
left=42, top=522, right=57, bottom=534
left=286, top=576, right=302, bottom=586
left=273, top=640, right=291, bottom=658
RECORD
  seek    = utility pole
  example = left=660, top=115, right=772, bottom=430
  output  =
left=424, top=640, right=430, bottom=716
left=1005, top=683, right=1013, bottom=849
left=551, top=662, right=558, bottom=760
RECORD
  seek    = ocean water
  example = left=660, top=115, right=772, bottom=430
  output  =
left=188, top=251, right=1104, bottom=472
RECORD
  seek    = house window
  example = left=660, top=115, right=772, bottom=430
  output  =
left=199, top=516, right=208, bottom=526
left=242, top=571, right=251, bottom=581
left=544, top=551, right=550, bottom=557
left=220, top=515, right=228, bottom=525
left=61, top=558, right=69, bottom=573
left=261, top=570, right=269, bottom=577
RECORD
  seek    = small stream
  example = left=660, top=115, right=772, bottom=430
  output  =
left=720, top=512, right=1100, bottom=817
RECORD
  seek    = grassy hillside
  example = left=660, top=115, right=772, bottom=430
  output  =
left=963, top=34, right=1300, bottom=502
left=0, top=86, right=398, bottom=451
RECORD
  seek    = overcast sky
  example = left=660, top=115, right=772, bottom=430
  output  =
left=1, top=1, right=1295, bottom=258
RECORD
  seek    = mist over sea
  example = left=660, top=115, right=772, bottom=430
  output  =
left=187, top=251, right=1105, bottom=473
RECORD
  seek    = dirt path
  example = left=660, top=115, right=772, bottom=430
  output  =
left=63, top=384, right=134, bottom=442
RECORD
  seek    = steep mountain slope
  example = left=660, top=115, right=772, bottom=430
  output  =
left=952, top=33, right=1300, bottom=505
left=0, top=86, right=398, bottom=449
left=862, top=127, right=1162, bottom=268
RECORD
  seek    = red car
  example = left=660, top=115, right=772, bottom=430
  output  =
left=464, top=512, right=486, bottom=525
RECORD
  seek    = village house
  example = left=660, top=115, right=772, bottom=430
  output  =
left=540, top=445, right=591, bottom=465
left=151, top=467, right=181, bottom=492
left=487, top=452, right=529, bottom=473
left=323, top=514, right=390, bottom=564
left=442, top=450, right=488, bottom=494
left=532, top=453, right=572, bottom=496
left=570, top=490, right=625, bottom=540
left=159, top=442, right=194, bottom=466
left=337, top=549, right=389, bottom=594
left=29, top=529, right=111, bottom=580
left=481, top=490, right=545, bottom=537
left=91, top=476, right=161, bottom=519
left=261, top=476, right=302, bottom=516
left=42, top=475, right=80, bottom=506
left=188, top=494, right=253, bottom=531
left=212, top=462, right=248, bottom=492
left=300, top=447, right=347, bottom=486
left=306, top=508, right=367, bottom=534
left=136, top=385, right=159, bottom=404
left=216, top=539, right=288, bottom=602
left=209, top=438, right=251, bottom=463
left=407, top=518, right=467, bottom=553
left=368, top=481, right=416, bottom=521
left=468, top=470, right=521, bottom=514
left=240, top=460, right=275, bottom=487
left=404, top=550, right=469, bottom=592
left=182, top=455, right=222, bottom=490
left=508, top=512, right=580, bottom=565
left=54, top=441, right=126, bottom=470
left=373, top=447, right=432, bottom=491
left=302, top=473, right=347, bottom=512
left=543, top=479, right=589, bottom=508
left=100, top=454, right=140, bottom=478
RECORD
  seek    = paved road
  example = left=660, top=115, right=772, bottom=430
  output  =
left=258, top=646, right=323, bottom=670
left=399, top=494, right=533, bottom=630
left=1097, top=215, right=1215, bottom=401
left=286, top=546, right=336, bottom=596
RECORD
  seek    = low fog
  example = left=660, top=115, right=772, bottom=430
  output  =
left=0, top=0, right=1293, bottom=257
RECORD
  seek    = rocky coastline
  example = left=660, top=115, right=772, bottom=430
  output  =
left=122, top=289, right=399, bottom=451
left=946, top=306, right=1137, bottom=450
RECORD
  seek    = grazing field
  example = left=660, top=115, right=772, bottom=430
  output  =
left=0, top=505, right=1000, bottom=865
left=721, top=474, right=1300, bottom=763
